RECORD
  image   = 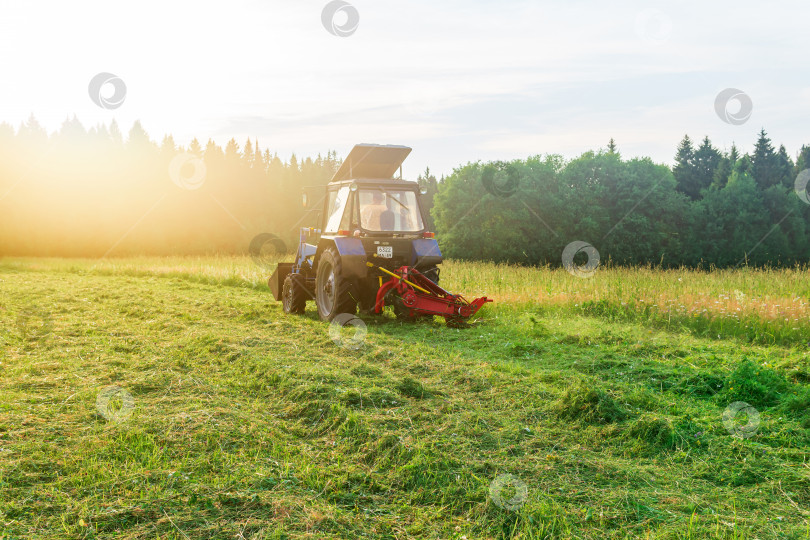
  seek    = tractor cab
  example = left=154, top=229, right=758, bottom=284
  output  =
left=321, top=144, right=426, bottom=237
left=268, top=144, right=491, bottom=326
left=324, top=183, right=425, bottom=236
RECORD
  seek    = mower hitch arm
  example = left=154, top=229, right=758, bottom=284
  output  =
left=366, top=262, right=492, bottom=324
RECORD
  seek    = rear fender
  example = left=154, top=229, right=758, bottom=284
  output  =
left=316, top=237, right=368, bottom=279
left=411, top=238, right=442, bottom=268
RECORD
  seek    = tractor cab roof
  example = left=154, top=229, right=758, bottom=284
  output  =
left=329, top=144, right=413, bottom=186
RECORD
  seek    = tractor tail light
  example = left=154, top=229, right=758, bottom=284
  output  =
left=423, top=232, right=435, bottom=239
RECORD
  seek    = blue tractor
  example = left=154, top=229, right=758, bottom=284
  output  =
left=268, top=144, right=490, bottom=326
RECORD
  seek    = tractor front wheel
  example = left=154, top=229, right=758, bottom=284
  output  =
left=282, top=274, right=307, bottom=314
left=315, top=248, right=357, bottom=321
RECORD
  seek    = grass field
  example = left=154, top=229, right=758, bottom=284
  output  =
left=1, top=256, right=809, bottom=539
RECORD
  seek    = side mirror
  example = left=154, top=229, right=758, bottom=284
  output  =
left=302, top=193, right=308, bottom=208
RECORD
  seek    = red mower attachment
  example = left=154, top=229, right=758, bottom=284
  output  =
left=367, top=262, right=492, bottom=327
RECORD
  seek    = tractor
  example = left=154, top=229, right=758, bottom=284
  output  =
left=268, top=144, right=491, bottom=327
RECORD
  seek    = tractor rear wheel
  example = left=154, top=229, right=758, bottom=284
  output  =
left=315, top=248, right=357, bottom=321
left=282, top=274, right=307, bottom=314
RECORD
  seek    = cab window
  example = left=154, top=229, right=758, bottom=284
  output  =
left=358, top=189, right=423, bottom=232
left=324, top=186, right=350, bottom=232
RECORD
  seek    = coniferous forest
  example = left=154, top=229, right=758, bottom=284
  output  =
left=1, top=115, right=808, bottom=268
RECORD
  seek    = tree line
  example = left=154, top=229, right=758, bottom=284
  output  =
left=432, top=131, right=810, bottom=268
left=1, top=115, right=808, bottom=268
left=0, top=116, right=343, bottom=257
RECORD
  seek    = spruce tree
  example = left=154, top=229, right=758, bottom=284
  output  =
left=188, top=138, right=202, bottom=156
left=775, top=145, right=794, bottom=188
left=160, top=135, right=176, bottom=157
left=224, top=138, right=240, bottom=163
left=796, top=145, right=810, bottom=175
left=751, top=128, right=779, bottom=189
left=108, top=119, right=123, bottom=147
left=242, top=137, right=254, bottom=165
left=713, top=154, right=732, bottom=190
left=692, top=136, right=722, bottom=198
left=674, top=135, right=700, bottom=200
left=729, top=143, right=739, bottom=165
left=126, top=121, right=153, bottom=152
left=204, top=139, right=223, bottom=162
left=253, top=140, right=264, bottom=171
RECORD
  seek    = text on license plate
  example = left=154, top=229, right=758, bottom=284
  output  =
left=376, top=246, right=393, bottom=258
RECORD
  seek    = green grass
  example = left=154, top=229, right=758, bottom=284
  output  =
left=1, top=256, right=809, bottom=539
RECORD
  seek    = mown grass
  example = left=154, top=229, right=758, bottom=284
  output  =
left=0, top=256, right=808, bottom=539
left=7, top=257, right=810, bottom=345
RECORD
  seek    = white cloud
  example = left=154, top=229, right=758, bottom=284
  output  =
left=0, top=0, right=808, bottom=175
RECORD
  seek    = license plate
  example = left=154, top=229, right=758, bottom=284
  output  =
left=377, top=246, right=393, bottom=258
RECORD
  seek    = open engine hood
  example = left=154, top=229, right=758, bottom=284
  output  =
left=330, top=144, right=412, bottom=182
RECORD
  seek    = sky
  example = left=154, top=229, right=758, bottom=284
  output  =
left=0, top=0, right=808, bottom=178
